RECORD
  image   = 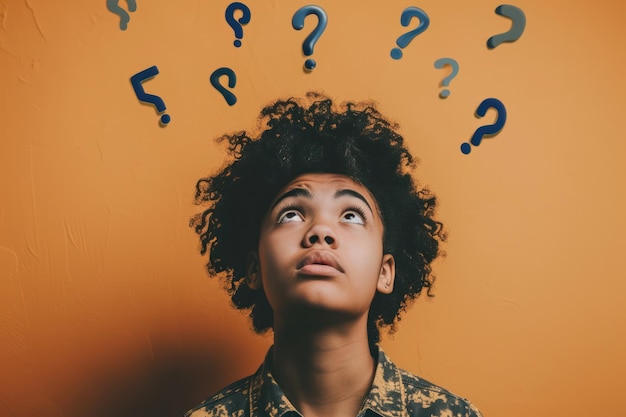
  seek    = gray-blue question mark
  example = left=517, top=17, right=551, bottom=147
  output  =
left=106, top=0, right=137, bottom=31
left=434, top=58, right=459, bottom=98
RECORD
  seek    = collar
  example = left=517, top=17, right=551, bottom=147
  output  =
left=248, top=346, right=407, bottom=417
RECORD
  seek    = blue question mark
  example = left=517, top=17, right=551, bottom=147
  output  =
left=210, top=67, right=237, bottom=106
left=292, top=5, right=328, bottom=70
left=390, top=7, right=430, bottom=60
left=461, top=98, right=507, bottom=154
left=434, top=58, right=459, bottom=98
left=130, top=65, right=170, bottom=125
left=225, top=2, right=251, bottom=48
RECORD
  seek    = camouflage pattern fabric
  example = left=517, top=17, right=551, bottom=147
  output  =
left=186, top=346, right=483, bottom=417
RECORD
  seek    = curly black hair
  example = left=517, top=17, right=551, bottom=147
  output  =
left=190, top=92, right=446, bottom=348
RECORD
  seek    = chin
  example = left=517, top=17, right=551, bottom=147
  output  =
left=286, top=294, right=363, bottom=321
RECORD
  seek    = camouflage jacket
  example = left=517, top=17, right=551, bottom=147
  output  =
left=185, top=346, right=483, bottom=417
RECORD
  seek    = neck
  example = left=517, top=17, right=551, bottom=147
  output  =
left=271, top=317, right=376, bottom=417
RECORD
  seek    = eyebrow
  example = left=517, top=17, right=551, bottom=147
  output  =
left=270, top=188, right=312, bottom=210
left=334, top=189, right=373, bottom=214
left=270, top=187, right=373, bottom=214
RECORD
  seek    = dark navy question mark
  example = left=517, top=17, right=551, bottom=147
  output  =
left=130, top=66, right=170, bottom=126
left=461, top=98, right=506, bottom=154
left=225, top=2, right=251, bottom=48
left=210, top=67, right=237, bottom=106
left=390, top=7, right=430, bottom=60
left=487, top=4, right=526, bottom=49
left=292, top=5, right=328, bottom=70
left=106, top=0, right=137, bottom=31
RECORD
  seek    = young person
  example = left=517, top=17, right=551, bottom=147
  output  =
left=187, top=93, right=483, bottom=417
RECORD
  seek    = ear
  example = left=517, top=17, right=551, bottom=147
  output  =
left=245, top=252, right=262, bottom=290
left=376, top=254, right=395, bottom=294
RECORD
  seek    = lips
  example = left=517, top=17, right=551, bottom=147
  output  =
left=296, top=251, right=344, bottom=275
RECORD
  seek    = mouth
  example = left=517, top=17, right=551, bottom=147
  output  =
left=296, top=251, right=344, bottom=276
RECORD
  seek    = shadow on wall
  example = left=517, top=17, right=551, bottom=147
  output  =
left=67, top=332, right=248, bottom=417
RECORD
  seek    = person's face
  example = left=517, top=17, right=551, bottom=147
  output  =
left=247, top=173, right=395, bottom=326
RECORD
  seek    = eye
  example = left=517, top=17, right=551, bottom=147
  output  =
left=277, top=209, right=304, bottom=224
left=341, top=208, right=366, bottom=225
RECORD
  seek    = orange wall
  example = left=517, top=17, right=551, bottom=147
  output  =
left=1, top=1, right=625, bottom=416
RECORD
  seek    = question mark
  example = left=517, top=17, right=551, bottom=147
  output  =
left=390, top=7, right=430, bottom=60
left=106, top=0, right=137, bottom=31
left=225, top=2, right=251, bottom=48
left=487, top=4, right=526, bottom=49
left=292, top=5, right=328, bottom=70
left=130, top=66, right=170, bottom=126
left=210, top=67, right=237, bottom=106
left=434, top=58, right=459, bottom=98
left=461, top=98, right=507, bottom=154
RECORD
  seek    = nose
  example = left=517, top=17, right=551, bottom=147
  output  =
left=303, top=223, right=338, bottom=248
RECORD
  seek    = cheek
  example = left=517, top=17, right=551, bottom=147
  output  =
left=345, top=236, right=384, bottom=272
left=365, top=233, right=385, bottom=271
left=258, top=232, right=291, bottom=278
left=257, top=233, right=298, bottom=310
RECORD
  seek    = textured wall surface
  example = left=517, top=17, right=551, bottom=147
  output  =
left=1, top=1, right=625, bottom=416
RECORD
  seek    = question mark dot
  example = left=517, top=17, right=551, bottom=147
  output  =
left=460, top=143, right=471, bottom=154
left=390, top=48, right=403, bottom=60
left=160, top=114, right=171, bottom=125
left=234, top=40, right=242, bottom=47
left=440, top=90, right=450, bottom=99
left=304, top=59, right=317, bottom=70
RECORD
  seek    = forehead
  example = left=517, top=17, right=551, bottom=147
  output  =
left=277, top=173, right=373, bottom=198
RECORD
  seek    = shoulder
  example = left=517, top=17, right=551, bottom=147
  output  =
left=398, top=368, right=483, bottom=417
left=185, top=375, right=252, bottom=417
